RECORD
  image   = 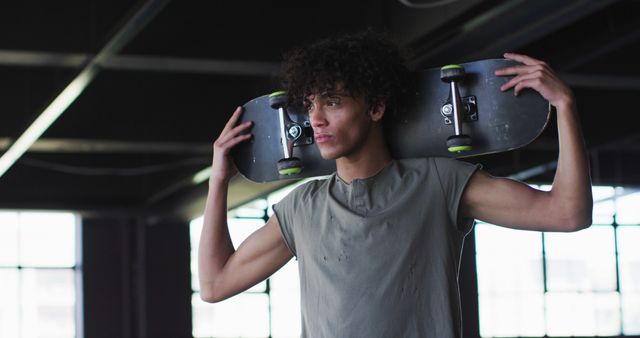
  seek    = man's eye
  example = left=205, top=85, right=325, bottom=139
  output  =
left=327, top=100, right=340, bottom=107
left=303, top=101, right=313, bottom=113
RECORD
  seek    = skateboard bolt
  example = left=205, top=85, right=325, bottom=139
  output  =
left=288, top=125, right=302, bottom=139
left=441, top=104, right=453, bottom=116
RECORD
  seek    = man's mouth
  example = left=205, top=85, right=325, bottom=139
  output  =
left=314, top=133, right=332, bottom=143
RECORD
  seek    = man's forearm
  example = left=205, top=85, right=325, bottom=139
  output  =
left=198, top=178, right=236, bottom=295
left=550, top=101, right=593, bottom=229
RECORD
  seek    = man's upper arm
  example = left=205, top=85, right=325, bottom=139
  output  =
left=460, top=170, right=584, bottom=232
left=205, top=215, right=293, bottom=302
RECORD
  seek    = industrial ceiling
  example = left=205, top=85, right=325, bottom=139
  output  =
left=1, top=0, right=638, bottom=220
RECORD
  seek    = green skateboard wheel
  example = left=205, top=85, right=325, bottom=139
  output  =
left=440, top=64, right=465, bottom=82
left=269, top=91, right=288, bottom=109
left=447, top=135, right=472, bottom=153
left=277, top=157, right=303, bottom=175
left=448, top=145, right=473, bottom=152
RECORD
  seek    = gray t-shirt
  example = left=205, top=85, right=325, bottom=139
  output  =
left=273, top=157, right=479, bottom=338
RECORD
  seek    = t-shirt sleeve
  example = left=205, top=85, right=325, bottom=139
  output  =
left=271, top=185, right=304, bottom=258
left=432, top=157, right=481, bottom=234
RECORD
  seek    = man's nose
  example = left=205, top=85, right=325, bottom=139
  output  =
left=309, top=107, right=327, bottom=128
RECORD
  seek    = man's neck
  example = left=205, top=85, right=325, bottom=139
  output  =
left=335, top=129, right=393, bottom=184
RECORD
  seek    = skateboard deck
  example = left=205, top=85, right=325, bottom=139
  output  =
left=232, top=59, right=550, bottom=183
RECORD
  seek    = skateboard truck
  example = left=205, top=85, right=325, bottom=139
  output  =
left=269, top=91, right=304, bottom=176
left=441, top=96, right=477, bottom=125
left=440, top=65, right=473, bottom=153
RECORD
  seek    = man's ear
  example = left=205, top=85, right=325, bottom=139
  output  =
left=369, top=101, right=386, bottom=122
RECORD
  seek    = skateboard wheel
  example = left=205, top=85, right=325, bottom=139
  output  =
left=277, top=157, right=303, bottom=175
left=440, top=65, right=465, bottom=82
left=447, top=135, right=472, bottom=153
left=269, top=91, right=288, bottom=109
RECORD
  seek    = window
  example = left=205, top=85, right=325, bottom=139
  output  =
left=190, top=180, right=313, bottom=338
left=0, top=211, right=80, bottom=338
left=476, top=186, right=640, bottom=337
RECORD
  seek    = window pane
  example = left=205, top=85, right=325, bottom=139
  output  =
left=271, top=260, right=301, bottom=338
left=19, top=212, right=76, bottom=267
left=545, top=292, right=621, bottom=336
left=622, top=293, right=640, bottom=335
left=618, top=226, right=640, bottom=293
left=618, top=226, right=640, bottom=256
left=227, top=218, right=266, bottom=247
left=228, top=218, right=267, bottom=292
left=593, top=186, right=616, bottom=224
left=193, top=292, right=269, bottom=338
left=475, top=223, right=542, bottom=257
left=190, top=217, right=203, bottom=291
left=191, top=181, right=308, bottom=338
left=475, top=223, right=545, bottom=337
left=474, top=186, right=638, bottom=338
left=476, top=255, right=543, bottom=294
left=475, top=223, right=543, bottom=294
left=616, top=188, right=640, bottom=224
left=229, top=199, right=268, bottom=219
left=545, top=226, right=616, bottom=291
left=190, top=217, right=266, bottom=293
left=478, top=293, right=545, bottom=337
left=0, top=212, right=19, bottom=266
left=21, top=269, right=76, bottom=338
left=0, top=269, right=19, bottom=338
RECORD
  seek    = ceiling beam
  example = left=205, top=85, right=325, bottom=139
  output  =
left=0, top=0, right=170, bottom=179
left=0, top=49, right=279, bottom=76
left=408, top=0, right=617, bottom=67
left=0, top=138, right=210, bottom=154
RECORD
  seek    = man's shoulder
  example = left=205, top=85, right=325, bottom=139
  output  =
left=400, top=156, right=476, bottom=169
left=395, top=157, right=479, bottom=179
left=395, top=156, right=449, bottom=171
left=281, top=176, right=331, bottom=202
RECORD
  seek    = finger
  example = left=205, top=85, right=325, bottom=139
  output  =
left=500, top=71, right=541, bottom=91
left=495, top=65, right=524, bottom=76
left=216, top=133, right=252, bottom=155
left=221, top=106, right=244, bottom=134
left=217, top=120, right=253, bottom=145
left=513, top=78, right=543, bottom=96
left=224, top=133, right=253, bottom=149
left=503, top=52, right=544, bottom=66
left=495, top=63, right=546, bottom=76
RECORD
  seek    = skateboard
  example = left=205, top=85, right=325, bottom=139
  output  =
left=231, top=59, right=550, bottom=183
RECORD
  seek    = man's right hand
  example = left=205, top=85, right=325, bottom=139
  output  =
left=210, top=106, right=253, bottom=184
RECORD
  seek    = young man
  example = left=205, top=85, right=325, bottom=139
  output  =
left=199, top=32, right=592, bottom=337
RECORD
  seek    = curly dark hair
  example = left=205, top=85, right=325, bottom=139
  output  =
left=280, top=30, right=410, bottom=116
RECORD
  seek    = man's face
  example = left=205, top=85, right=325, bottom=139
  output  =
left=305, top=86, right=375, bottom=160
